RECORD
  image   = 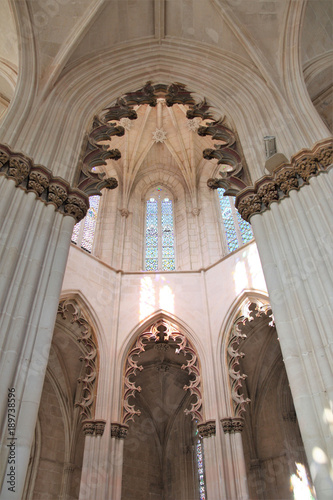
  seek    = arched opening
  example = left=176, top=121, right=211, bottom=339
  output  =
left=121, top=319, right=205, bottom=500
left=23, top=297, right=100, bottom=500
left=227, top=302, right=314, bottom=499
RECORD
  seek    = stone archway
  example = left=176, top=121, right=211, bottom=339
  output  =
left=121, top=319, right=204, bottom=500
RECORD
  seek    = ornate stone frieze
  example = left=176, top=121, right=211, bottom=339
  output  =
left=197, top=420, right=216, bottom=438
left=165, top=83, right=195, bottom=107
left=221, top=417, right=245, bottom=434
left=0, top=144, right=89, bottom=222
left=236, top=139, right=332, bottom=222
left=57, top=299, right=98, bottom=423
left=82, top=419, right=106, bottom=436
left=122, top=320, right=203, bottom=425
left=152, top=128, right=167, bottom=143
left=111, top=423, right=129, bottom=439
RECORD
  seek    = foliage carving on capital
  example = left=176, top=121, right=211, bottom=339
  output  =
left=197, top=420, right=216, bottom=438
left=236, top=140, right=332, bottom=221
left=0, top=144, right=89, bottom=223
left=111, top=423, right=129, bottom=439
left=221, top=417, right=245, bottom=433
left=82, top=419, right=106, bottom=436
left=9, top=156, right=31, bottom=186
left=27, top=167, right=51, bottom=196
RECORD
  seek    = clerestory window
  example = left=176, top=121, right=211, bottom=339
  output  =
left=71, top=195, right=100, bottom=253
left=144, top=187, right=175, bottom=271
left=217, top=188, right=253, bottom=253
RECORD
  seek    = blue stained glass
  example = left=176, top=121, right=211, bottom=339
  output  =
left=71, top=220, right=82, bottom=244
left=217, top=188, right=253, bottom=253
left=145, top=195, right=175, bottom=271
left=197, top=440, right=206, bottom=500
left=81, top=195, right=100, bottom=253
left=145, top=199, right=159, bottom=270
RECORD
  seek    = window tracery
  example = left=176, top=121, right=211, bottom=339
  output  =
left=217, top=188, right=253, bottom=253
left=145, top=186, right=175, bottom=271
left=71, top=195, right=100, bottom=253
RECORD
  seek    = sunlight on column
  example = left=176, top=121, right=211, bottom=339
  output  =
left=159, top=285, right=174, bottom=314
left=139, top=277, right=155, bottom=320
left=290, top=463, right=316, bottom=500
left=246, top=243, right=267, bottom=291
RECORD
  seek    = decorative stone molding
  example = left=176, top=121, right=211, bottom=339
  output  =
left=197, top=420, right=216, bottom=438
left=57, top=299, right=98, bottom=423
left=198, top=118, right=235, bottom=147
left=236, top=139, right=333, bottom=222
left=122, top=320, right=203, bottom=425
left=0, top=144, right=89, bottom=222
left=165, top=82, right=195, bottom=107
left=221, top=417, right=245, bottom=434
left=186, top=117, right=201, bottom=132
left=227, top=303, right=274, bottom=418
left=186, top=98, right=213, bottom=121
left=119, top=208, right=130, bottom=218
left=203, top=145, right=242, bottom=178
left=82, top=419, right=106, bottom=436
left=191, top=207, right=201, bottom=216
left=111, top=423, right=129, bottom=439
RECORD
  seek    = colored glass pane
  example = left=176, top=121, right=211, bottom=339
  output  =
left=218, top=188, right=253, bottom=253
left=81, top=195, right=100, bottom=253
left=197, top=440, right=206, bottom=500
left=145, top=199, right=159, bottom=270
left=71, top=220, right=82, bottom=244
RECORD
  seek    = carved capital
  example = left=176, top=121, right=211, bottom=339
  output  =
left=237, top=193, right=261, bottom=222
left=257, top=181, right=278, bottom=206
left=82, top=420, right=95, bottom=436
left=275, top=168, right=298, bottom=195
left=221, top=417, right=244, bottom=433
left=236, top=140, right=332, bottom=221
left=197, top=420, right=216, bottom=438
left=48, top=179, right=68, bottom=208
left=27, top=166, right=51, bottom=196
left=111, top=423, right=129, bottom=439
left=95, top=420, right=106, bottom=436
left=9, top=156, right=31, bottom=186
left=0, top=150, right=9, bottom=167
left=64, top=190, right=89, bottom=222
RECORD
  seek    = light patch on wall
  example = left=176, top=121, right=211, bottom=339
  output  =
left=246, top=244, right=268, bottom=292
left=290, top=463, right=316, bottom=500
left=233, top=258, right=247, bottom=295
left=139, top=277, right=155, bottom=320
left=159, top=285, right=174, bottom=314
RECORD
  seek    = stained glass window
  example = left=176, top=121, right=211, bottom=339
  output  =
left=196, top=437, right=206, bottom=500
left=144, top=187, right=175, bottom=271
left=217, top=188, right=253, bottom=253
left=71, top=195, right=100, bottom=253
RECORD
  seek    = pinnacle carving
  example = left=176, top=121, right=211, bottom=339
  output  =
left=236, top=140, right=332, bottom=222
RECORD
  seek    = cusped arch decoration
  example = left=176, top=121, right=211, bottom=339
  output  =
left=57, top=297, right=99, bottom=423
left=78, top=82, right=245, bottom=196
left=227, top=302, right=274, bottom=418
left=122, top=318, right=203, bottom=425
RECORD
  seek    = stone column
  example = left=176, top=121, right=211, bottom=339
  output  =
left=108, top=423, right=128, bottom=500
left=236, top=140, right=333, bottom=500
left=0, top=145, right=89, bottom=500
left=198, top=420, right=227, bottom=499
left=79, top=420, right=107, bottom=500
left=221, top=417, right=248, bottom=500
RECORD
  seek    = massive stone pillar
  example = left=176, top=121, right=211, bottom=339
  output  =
left=236, top=139, right=333, bottom=500
left=0, top=145, right=88, bottom=499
